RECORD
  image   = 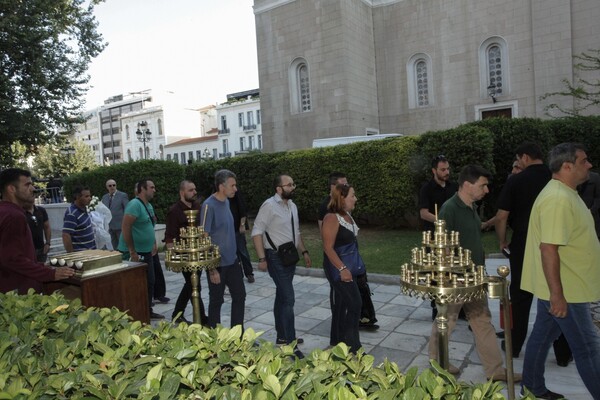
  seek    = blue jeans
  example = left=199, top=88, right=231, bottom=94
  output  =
left=205, top=262, right=246, bottom=329
left=522, top=299, right=600, bottom=398
left=266, top=249, right=297, bottom=343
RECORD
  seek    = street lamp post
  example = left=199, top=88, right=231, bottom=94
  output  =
left=136, top=121, right=152, bottom=159
left=203, top=148, right=211, bottom=161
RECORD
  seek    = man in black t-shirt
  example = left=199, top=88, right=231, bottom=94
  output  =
left=495, top=142, right=571, bottom=362
left=25, top=203, right=51, bottom=262
left=418, top=155, right=458, bottom=231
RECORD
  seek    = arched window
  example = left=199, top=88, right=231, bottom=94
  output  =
left=407, top=53, right=433, bottom=109
left=127, top=149, right=132, bottom=161
left=138, top=148, right=143, bottom=160
left=479, top=37, right=510, bottom=100
left=157, top=119, right=163, bottom=136
left=125, top=125, right=130, bottom=140
left=289, top=57, right=312, bottom=114
left=159, top=144, right=164, bottom=160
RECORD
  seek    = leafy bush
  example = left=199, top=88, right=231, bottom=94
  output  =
left=0, top=291, right=514, bottom=399
left=63, top=116, right=600, bottom=227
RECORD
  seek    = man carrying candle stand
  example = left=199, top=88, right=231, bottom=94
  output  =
left=165, top=180, right=208, bottom=325
left=427, top=165, right=522, bottom=383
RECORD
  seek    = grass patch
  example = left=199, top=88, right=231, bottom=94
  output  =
left=248, top=223, right=503, bottom=276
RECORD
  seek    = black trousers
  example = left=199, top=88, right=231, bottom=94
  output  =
left=152, top=254, right=166, bottom=299
left=172, top=270, right=207, bottom=325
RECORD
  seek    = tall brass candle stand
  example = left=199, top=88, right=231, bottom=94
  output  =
left=165, top=209, right=221, bottom=324
left=400, top=219, right=515, bottom=400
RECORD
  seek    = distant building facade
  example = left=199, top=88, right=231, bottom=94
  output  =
left=216, top=89, right=263, bottom=158
left=165, top=135, right=219, bottom=164
left=74, top=91, right=217, bottom=164
left=253, top=0, right=600, bottom=152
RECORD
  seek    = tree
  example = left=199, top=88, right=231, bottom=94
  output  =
left=0, top=0, right=106, bottom=166
left=541, top=49, right=600, bottom=117
left=33, top=140, right=98, bottom=178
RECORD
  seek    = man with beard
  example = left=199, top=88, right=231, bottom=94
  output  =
left=118, top=178, right=163, bottom=319
left=252, top=174, right=312, bottom=358
left=0, top=168, right=74, bottom=294
left=200, top=170, right=246, bottom=329
left=165, top=180, right=207, bottom=325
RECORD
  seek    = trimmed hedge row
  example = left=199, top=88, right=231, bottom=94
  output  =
left=64, top=116, right=600, bottom=227
left=0, top=291, right=512, bottom=399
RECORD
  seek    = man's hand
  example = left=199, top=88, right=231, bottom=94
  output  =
left=257, top=259, right=267, bottom=272
left=303, top=253, right=312, bottom=268
left=549, top=292, right=568, bottom=318
left=54, top=266, right=75, bottom=280
left=130, top=251, right=140, bottom=262
left=209, top=269, right=221, bottom=285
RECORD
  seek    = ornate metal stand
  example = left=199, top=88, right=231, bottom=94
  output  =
left=400, top=219, right=515, bottom=400
left=165, top=209, right=221, bottom=324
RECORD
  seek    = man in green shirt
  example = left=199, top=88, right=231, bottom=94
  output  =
left=428, top=165, right=521, bottom=383
left=521, top=143, right=600, bottom=400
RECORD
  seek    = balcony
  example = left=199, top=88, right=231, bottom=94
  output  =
left=219, top=152, right=232, bottom=158
left=218, top=128, right=230, bottom=134
left=243, top=124, right=256, bottom=132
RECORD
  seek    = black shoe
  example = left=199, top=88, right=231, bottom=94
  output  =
left=458, top=308, right=467, bottom=320
left=359, top=323, right=380, bottom=331
left=150, top=312, right=165, bottom=319
left=556, top=355, right=573, bottom=367
left=154, top=296, right=170, bottom=304
left=277, top=337, right=304, bottom=345
left=293, top=349, right=305, bottom=359
left=172, top=315, right=191, bottom=325
left=521, top=389, right=565, bottom=400
left=496, top=331, right=505, bottom=339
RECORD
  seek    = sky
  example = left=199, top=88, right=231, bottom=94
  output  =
left=84, top=0, right=259, bottom=109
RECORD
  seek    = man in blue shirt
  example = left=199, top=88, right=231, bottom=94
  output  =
left=200, top=169, right=246, bottom=328
left=62, top=185, right=96, bottom=252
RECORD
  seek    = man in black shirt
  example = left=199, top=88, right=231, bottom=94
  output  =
left=229, top=190, right=254, bottom=282
left=495, top=142, right=571, bottom=362
left=25, top=203, right=51, bottom=262
left=418, top=155, right=458, bottom=231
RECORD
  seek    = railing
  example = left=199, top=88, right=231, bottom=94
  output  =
left=243, top=124, right=256, bottom=131
left=218, top=128, right=230, bottom=134
left=34, top=187, right=65, bottom=204
left=218, top=152, right=232, bottom=158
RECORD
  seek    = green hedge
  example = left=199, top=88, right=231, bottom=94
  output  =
left=63, top=116, right=600, bottom=227
left=0, top=291, right=515, bottom=399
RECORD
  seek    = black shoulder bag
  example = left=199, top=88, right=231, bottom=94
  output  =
left=265, top=213, right=300, bottom=266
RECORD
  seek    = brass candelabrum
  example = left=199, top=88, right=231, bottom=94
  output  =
left=164, top=209, right=221, bottom=324
left=400, top=219, right=515, bottom=400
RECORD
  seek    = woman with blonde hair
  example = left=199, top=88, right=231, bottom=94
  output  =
left=322, top=183, right=364, bottom=353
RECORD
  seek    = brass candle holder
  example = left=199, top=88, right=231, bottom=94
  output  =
left=164, top=209, right=221, bottom=324
left=400, top=219, right=515, bottom=400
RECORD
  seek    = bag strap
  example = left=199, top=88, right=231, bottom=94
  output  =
left=136, top=197, right=156, bottom=227
left=265, top=211, right=295, bottom=250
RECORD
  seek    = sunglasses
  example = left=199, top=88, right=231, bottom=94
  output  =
left=107, top=184, right=116, bottom=187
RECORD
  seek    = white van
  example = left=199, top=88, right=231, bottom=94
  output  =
left=312, top=133, right=403, bottom=148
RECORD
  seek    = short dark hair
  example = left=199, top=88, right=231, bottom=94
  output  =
left=0, top=168, right=31, bottom=194
left=214, top=169, right=236, bottom=191
left=328, top=172, right=346, bottom=187
left=548, top=143, right=587, bottom=173
left=458, top=165, right=492, bottom=186
left=515, top=142, right=544, bottom=161
left=71, top=185, right=90, bottom=201
left=136, top=178, right=152, bottom=194
left=431, top=154, right=448, bottom=169
left=273, top=174, right=289, bottom=190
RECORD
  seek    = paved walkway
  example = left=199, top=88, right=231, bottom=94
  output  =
left=48, top=235, right=591, bottom=399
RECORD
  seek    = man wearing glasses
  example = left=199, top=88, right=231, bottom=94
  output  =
left=101, top=179, right=129, bottom=250
left=252, top=174, right=312, bottom=358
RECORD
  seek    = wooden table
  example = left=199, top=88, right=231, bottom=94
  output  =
left=44, top=261, right=150, bottom=323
